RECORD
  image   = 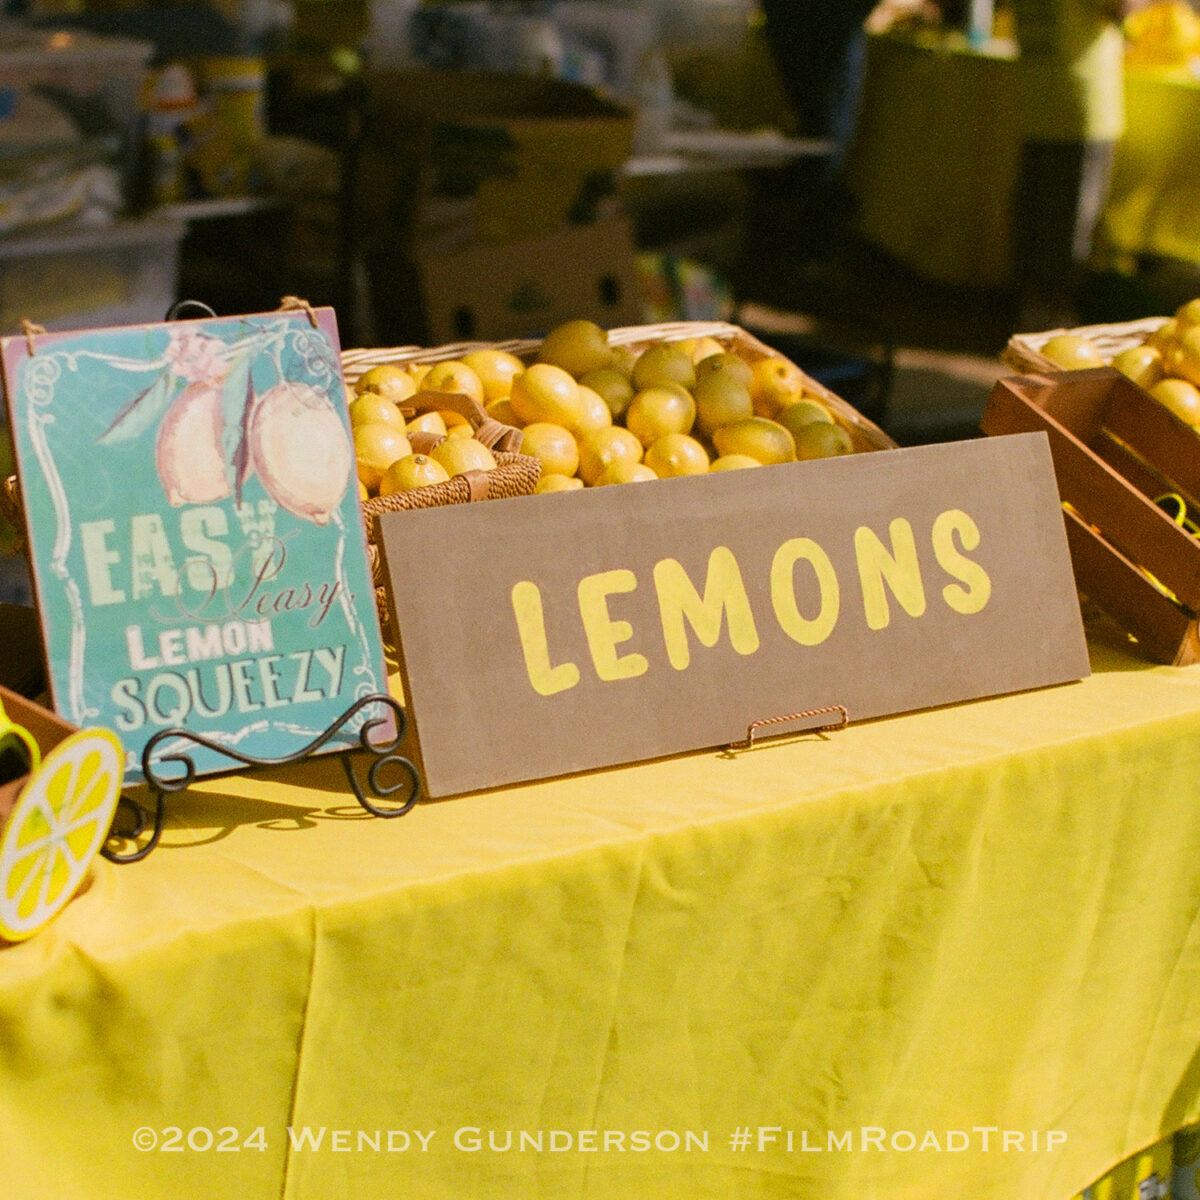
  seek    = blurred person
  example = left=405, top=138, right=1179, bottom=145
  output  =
left=1010, top=0, right=1150, bottom=328
left=758, top=0, right=879, bottom=173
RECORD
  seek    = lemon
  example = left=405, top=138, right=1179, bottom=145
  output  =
left=596, top=460, right=658, bottom=485
left=537, top=318, right=613, bottom=377
left=1150, top=378, right=1200, bottom=426
left=432, top=436, right=498, bottom=476
left=380, top=453, right=451, bottom=495
left=777, top=397, right=835, bottom=440
left=710, top=454, right=762, bottom=471
left=693, top=372, right=754, bottom=435
left=578, top=425, right=644, bottom=485
left=1110, top=344, right=1165, bottom=390
left=407, top=363, right=433, bottom=389
left=575, top=385, right=614, bottom=434
left=406, top=410, right=448, bottom=438
left=349, top=391, right=405, bottom=430
left=461, top=348, right=526, bottom=401
left=354, top=423, right=412, bottom=493
left=578, top=366, right=634, bottom=420
left=536, top=473, right=585, bottom=494
left=695, top=350, right=753, bottom=388
left=625, top=383, right=696, bottom=446
left=1177, top=298, right=1200, bottom=329
left=749, top=356, right=807, bottom=417
left=520, top=422, right=580, bottom=477
left=682, top=335, right=727, bottom=363
left=0, top=727, right=124, bottom=941
left=424, top=360, right=486, bottom=404
left=1148, top=319, right=1180, bottom=355
left=356, top=363, right=416, bottom=402
left=485, top=397, right=520, bottom=426
left=712, top=416, right=796, bottom=465
left=608, top=343, right=638, bottom=379
left=794, top=422, right=855, bottom=460
left=510, top=363, right=583, bottom=428
left=1040, top=334, right=1104, bottom=370
left=632, top=343, right=697, bottom=391
left=644, top=433, right=710, bottom=477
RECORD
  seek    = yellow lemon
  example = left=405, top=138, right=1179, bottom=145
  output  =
left=693, top=371, right=754, bottom=436
left=405, top=410, right=448, bottom=438
left=407, top=363, right=432, bottom=389
left=682, top=335, right=728, bottom=363
left=356, top=363, right=416, bottom=402
left=1040, top=333, right=1104, bottom=370
left=632, top=342, right=697, bottom=391
left=577, top=366, right=634, bottom=420
left=354, top=423, right=412, bottom=493
left=608, top=343, right=638, bottom=379
left=625, top=383, right=696, bottom=446
left=644, top=433, right=710, bottom=477
left=1110, top=344, right=1165, bottom=390
left=596, top=460, right=658, bottom=485
left=575, top=385, right=614, bottom=434
left=712, top=416, right=796, bottom=465
left=777, top=397, right=835, bottom=440
left=379, top=453, right=451, bottom=495
left=749, top=356, right=807, bottom=417
left=461, top=348, right=526, bottom=401
left=577, top=425, right=644, bottom=485
left=537, top=318, right=613, bottom=377
left=710, top=453, right=762, bottom=471
left=349, top=391, right=405, bottom=430
left=423, top=360, right=486, bottom=404
left=695, top=350, right=753, bottom=388
left=485, top=397, right=520, bottom=426
left=1178, top=298, right=1200, bottom=329
left=509, top=362, right=583, bottom=428
left=520, top=422, right=580, bottom=478
left=431, top=436, right=498, bottom=476
left=794, top=421, right=855, bottom=460
left=536, top=473, right=585, bottom=494
left=1150, top=378, right=1200, bottom=426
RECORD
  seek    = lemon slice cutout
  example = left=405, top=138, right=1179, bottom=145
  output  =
left=0, top=728, right=124, bottom=942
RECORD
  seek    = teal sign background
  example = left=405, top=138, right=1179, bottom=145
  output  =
left=3, top=309, right=389, bottom=783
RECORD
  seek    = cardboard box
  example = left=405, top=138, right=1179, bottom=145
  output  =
left=366, top=214, right=643, bottom=345
left=357, top=68, right=635, bottom=247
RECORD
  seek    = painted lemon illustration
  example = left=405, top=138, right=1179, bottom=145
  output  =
left=155, top=380, right=232, bottom=506
left=249, top=381, right=352, bottom=525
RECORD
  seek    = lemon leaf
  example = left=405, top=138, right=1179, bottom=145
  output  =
left=221, top=351, right=254, bottom=494
left=96, top=371, right=176, bottom=445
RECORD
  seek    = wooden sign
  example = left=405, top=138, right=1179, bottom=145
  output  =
left=377, top=432, right=1090, bottom=798
left=2, top=308, right=390, bottom=784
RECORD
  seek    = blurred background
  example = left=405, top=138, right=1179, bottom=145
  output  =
left=0, top=0, right=1197, bottom=453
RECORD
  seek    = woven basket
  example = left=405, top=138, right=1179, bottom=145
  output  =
left=1002, top=316, right=1171, bottom=374
left=343, top=321, right=898, bottom=455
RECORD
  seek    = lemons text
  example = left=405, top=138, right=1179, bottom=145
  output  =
left=511, top=509, right=991, bottom=696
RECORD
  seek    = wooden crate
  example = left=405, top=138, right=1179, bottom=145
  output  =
left=981, top=366, right=1200, bottom=665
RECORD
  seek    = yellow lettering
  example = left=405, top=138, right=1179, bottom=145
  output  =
left=855, top=518, right=926, bottom=630
left=510, top=580, right=580, bottom=697
left=653, top=546, right=759, bottom=671
left=577, top=569, right=648, bottom=682
left=770, top=537, right=840, bottom=645
left=932, top=509, right=991, bottom=615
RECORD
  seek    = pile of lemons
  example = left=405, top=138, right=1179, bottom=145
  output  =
left=350, top=320, right=858, bottom=499
left=1038, top=298, right=1200, bottom=429
left=349, top=357, right=505, bottom=499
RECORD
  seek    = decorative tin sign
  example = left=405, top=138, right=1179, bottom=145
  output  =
left=2, top=308, right=390, bottom=783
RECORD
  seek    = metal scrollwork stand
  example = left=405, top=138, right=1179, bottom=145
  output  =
left=102, top=694, right=420, bottom=863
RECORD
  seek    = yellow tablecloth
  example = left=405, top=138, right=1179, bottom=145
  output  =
left=6, top=632, right=1200, bottom=1199
left=848, top=32, right=1200, bottom=287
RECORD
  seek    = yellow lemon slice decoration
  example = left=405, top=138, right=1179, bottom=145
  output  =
left=0, top=728, right=124, bottom=942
